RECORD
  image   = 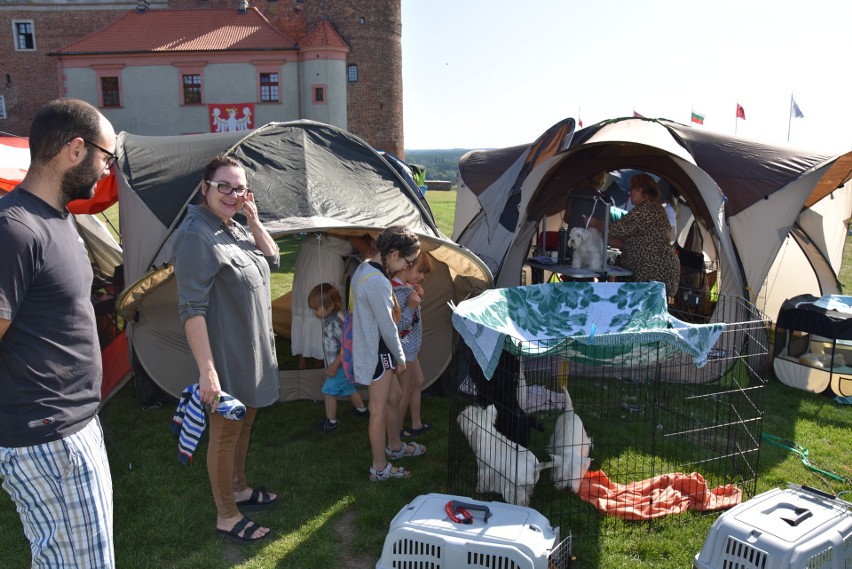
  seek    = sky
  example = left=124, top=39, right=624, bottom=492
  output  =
left=401, top=0, right=852, bottom=153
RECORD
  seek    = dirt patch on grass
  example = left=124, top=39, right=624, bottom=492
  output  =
left=333, top=509, right=374, bottom=569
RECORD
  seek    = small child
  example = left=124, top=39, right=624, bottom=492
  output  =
left=307, top=283, right=368, bottom=432
left=392, top=253, right=433, bottom=439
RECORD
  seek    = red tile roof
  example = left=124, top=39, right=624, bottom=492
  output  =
left=301, top=20, right=349, bottom=51
left=52, top=8, right=296, bottom=55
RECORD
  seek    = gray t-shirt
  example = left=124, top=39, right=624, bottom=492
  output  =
left=321, top=310, right=344, bottom=368
left=0, top=188, right=102, bottom=447
left=174, top=205, right=280, bottom=407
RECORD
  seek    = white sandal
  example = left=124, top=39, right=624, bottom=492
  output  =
left=369, top=462, right=411, bottom=482
left=385, top=441, right=427, bottom=460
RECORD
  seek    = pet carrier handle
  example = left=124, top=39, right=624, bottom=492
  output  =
left=781, top=507, right=813, bottom=527
left=800, top=485, right=837, bottom=500
left=445, top=500, right=491, bottom=524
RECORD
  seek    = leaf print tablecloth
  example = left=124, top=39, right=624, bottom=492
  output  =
left=451, top=281, right=724, bottom=379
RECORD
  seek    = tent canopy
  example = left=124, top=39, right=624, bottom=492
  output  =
left=454, top=117, right=852, bottom=317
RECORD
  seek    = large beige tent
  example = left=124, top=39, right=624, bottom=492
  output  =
left=453, top=117, right=852, bottom=320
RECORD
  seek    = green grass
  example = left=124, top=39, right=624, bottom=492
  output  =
left=423, top=189, right=457, bottom=237
left=1, top=192, right=850, bottom=568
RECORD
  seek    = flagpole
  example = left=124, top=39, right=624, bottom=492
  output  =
left=734, top=98, right=738, bottom=135
left=787, top=92, right=793, bottom=142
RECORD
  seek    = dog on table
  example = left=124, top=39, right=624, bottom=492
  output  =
left=567, top=227, right=604, bottom=272
left=458, top=404, right=553, bottom=507
left=547, top=387, right=592, bottom=493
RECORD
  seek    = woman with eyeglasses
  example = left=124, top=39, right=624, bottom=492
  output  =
left=351, top=226, right=428, bottom=481
left=173, top=155, right=280, bottom=543
left=589, top=173, right=679, bottom=297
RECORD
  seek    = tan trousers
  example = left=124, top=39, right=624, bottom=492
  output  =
left=207, top=406, right=257, bottom=519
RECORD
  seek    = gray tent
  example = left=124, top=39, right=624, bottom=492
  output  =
left=115, top=121, right=492, bottom=399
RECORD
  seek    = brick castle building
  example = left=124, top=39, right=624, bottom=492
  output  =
left=0, top=0, right=404, bottom=156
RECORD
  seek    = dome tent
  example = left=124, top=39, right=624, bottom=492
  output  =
left=115, top=121, right=492, bottom=399
left=454, top=116, right=852, bottom=320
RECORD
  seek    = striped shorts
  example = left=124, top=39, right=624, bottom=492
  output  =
left=0, top=416, right=114, bottom=568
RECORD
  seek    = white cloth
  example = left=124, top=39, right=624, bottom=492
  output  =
left=290, top=234, right=353, bottom=359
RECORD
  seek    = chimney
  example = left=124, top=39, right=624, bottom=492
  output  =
left=237, top=0, right=248, bottom=14
left=136, top=0, right=149, bottom=12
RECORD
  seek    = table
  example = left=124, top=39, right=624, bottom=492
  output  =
left=526, top=259, right=633, bottom=285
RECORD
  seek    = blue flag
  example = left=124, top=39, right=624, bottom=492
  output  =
left=791, top=98, right=804, bottom=119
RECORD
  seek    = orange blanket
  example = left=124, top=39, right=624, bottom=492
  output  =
left=577, top=469, right=742, bottom=520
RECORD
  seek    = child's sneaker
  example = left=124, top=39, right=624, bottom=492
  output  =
left=313, top=418, right=339, bottom=432
left=349, top=407, right=370, bottom=418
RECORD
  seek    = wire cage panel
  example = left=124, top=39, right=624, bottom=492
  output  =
left=448, top=293, right=769, bottom=540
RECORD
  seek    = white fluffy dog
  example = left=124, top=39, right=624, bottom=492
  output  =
left=547, top=388, right=592, bottom=493
left=799, top=351, right=847, bottom=369
left=567, top=227, right=604, bottom=272
left=457, top=404, right=552, bottom=507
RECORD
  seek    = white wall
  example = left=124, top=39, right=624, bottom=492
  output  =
left=300, top=58, right=346, bottom=129
left=64, top=61, right=302, bottom=135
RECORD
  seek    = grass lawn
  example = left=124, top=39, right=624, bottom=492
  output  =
left=1, top=191, right=850, bottom=568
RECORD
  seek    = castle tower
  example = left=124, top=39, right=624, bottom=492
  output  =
left=141, top=0, right=403, bottom=154
left=299, top=0, right=403, bottom=157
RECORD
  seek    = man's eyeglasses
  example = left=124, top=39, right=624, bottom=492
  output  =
left=403, top=254, right=419, bottom=268
left=206, top=180, right=250, bottom=197
left=82, top=139, right=117, bottom=170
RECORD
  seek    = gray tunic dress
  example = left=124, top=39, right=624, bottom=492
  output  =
left=174, top=205, right=280, bottom=407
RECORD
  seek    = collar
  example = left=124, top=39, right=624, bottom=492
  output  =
left=9, top=186, right=68, bottom=218
left=187, top=204, right=235, bottom=233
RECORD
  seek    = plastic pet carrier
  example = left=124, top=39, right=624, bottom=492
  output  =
left=693, top=485, right=852, bottom=569
left=377, top=493, right=572, bottom=569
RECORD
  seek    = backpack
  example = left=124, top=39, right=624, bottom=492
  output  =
left=341, top=271, right=381, bottom=383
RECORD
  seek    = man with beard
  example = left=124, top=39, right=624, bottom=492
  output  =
left=0, top=98, right=116, bottom=567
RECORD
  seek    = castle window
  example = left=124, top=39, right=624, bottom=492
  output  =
left=0, top=95, right=7, bottom=119
left=13, top=21, right=36, bottom=51
left=347, top=65, right=358, bottom=83
left=183, top=74, right=202, bottom=105
left=312, top=85, right=326, bottom=104
left=260, top=73, right=279, bottom=102
left=101, top=77, right=120, bottom=107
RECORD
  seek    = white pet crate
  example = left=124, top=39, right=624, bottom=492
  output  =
left=377, top=493, right=572, bottom=569
left=693, top=485, right=852, bottom=569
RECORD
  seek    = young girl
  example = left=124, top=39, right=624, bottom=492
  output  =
left=352, top=226, right=427, bottom=481
left=307, top=283, right=369, bottom=433
left=392, top=253, right=433, bottom=439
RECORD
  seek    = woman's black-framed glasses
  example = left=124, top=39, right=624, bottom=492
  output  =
left=403, top=254, right=419, bottom=268
left=82, top=138, right=117, bottom=170
left=206, top=180, right=250, bottom=197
